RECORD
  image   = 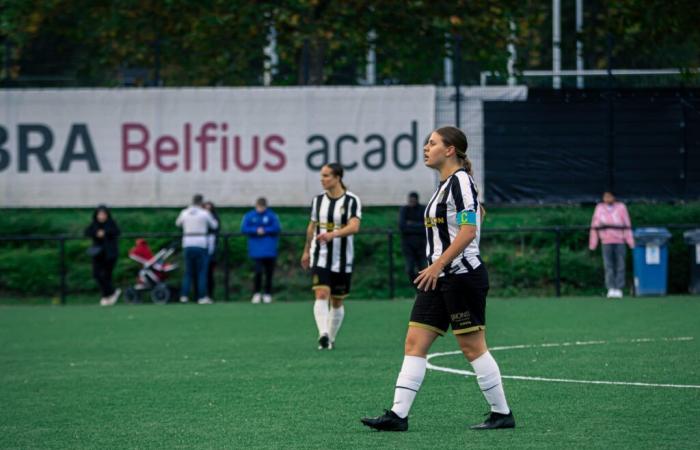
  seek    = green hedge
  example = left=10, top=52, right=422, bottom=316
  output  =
left=1, top=203, right=699, bottom=303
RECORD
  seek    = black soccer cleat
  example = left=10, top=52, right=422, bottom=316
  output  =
left=318, top=334, right=330, bottom=350
left=470, top=410, right=515, bottom=430
left=361, top=409, right=408, bottom=432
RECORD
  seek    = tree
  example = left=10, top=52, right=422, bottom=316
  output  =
left=2, top=0, right=698, bottom=87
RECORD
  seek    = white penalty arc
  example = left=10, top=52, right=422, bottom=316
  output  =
left=426, top=336, right=700, bottom=389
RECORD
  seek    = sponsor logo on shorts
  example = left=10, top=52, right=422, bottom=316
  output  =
left=451, top=311, right=471, bottom=322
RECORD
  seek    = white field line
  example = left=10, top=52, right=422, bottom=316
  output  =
left=426, top=337, right=700, bottom=389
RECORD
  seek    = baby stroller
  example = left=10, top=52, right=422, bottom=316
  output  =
left=124, top=238, right=178, bottom=304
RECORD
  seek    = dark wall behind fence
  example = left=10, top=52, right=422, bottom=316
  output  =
left=484, top=89, right=700, bottom=204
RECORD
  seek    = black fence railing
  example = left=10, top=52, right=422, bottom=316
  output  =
left=0, top=229, right=397, bottom=304
left=1, top=224, right=698, bottom=304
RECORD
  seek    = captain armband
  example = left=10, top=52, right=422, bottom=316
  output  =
left=456, top=210, right=477, bottom=226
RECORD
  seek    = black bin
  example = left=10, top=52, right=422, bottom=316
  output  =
left=683, top=229, right=700, bottom=294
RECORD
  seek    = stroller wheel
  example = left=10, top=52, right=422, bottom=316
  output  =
left=151, top=283, right=170, bottom=305
left=125, top=287, right=140, bottom=303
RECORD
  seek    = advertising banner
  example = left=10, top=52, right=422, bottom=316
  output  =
left=0, top=86, right=436, bottom=207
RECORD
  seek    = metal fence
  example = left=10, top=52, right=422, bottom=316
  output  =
left=0, top=229, right=394, bottom=304
left=1, top=224, right=698, bottom=304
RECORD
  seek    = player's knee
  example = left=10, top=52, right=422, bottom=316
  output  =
left=460, top=346, right=480, bottom=361
left=314, top=290, right=329, bottom=300
left=404, top=335, right=427, bottom=357
left=459, top=342, right=486, bottom=362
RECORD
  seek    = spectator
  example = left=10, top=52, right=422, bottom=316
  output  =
left=589, top=191, right=635, bottom=298
left=84, top=205, right=121, bottom=306
left=399, top=192, right=427, bottom=286
left=176, top=194, right=218, bottom=304
left=203, top=201, right=220, bottom=300
left=241, top=197, right=281, bottom=304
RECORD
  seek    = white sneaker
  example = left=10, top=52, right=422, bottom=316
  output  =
left=180, top=296, right=189, bottom=303
left=262, top=294, right=272, bottom=304
left=251, top=293, right=262, bottom=304
left=606, top=289, right=614, bottom=298
left=100, top=297, right=108, bottom=306
left=614, top=289, right=624, bottom=298
left=104, top=288, right=121, bottom=306
left=197, top=297, right=213, bottom=305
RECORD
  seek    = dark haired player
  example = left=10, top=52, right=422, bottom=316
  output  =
left=301, top=163, right=362, bottom=350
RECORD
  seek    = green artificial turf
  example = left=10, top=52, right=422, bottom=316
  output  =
left=1, top=296, right=699, bottom=449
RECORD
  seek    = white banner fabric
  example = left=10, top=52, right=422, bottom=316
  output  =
left=0, top=86, right=436, bottom=207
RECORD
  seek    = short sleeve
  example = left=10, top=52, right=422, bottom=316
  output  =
left=309, top=197, right=318, bottom=222
left=451, top=172, right=477, bottom=226
left=350, top=195, right=362, bottom=220
left=453, top=172, right=476, bottom=211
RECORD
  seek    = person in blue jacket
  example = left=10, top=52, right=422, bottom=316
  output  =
left=241, top=197, right=281, bottom=304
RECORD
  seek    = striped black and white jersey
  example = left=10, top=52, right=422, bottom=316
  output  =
left=424, top=168, right=482, bottom=276
left=309, top=191, right=362, bottom=273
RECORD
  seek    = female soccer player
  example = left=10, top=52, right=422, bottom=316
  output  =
left=301, top=163, right=362, bottom=350
left=361, top=126, right=515, bottom=431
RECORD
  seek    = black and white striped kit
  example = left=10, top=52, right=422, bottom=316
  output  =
left=424, top=168, right=482, bottom=275
left=309, top=191, right=362, bottom=273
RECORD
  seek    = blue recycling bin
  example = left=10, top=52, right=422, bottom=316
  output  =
left=632, top=228, right=672, bottom=296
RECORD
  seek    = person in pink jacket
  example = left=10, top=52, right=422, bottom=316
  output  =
left=589, top=191, right=635, bottom=298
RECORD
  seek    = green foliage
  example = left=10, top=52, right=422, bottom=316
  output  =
left=1, top=203, right=699, bottom=303
left=585, top=0, right=700, bottom=73
left=0, top=245, right=57, bottom=295
left=4, top=0, right=698, bottom=86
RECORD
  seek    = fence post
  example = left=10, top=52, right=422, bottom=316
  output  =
left=388, top=230, right=395, bottom=299
left=554, top=227, right=561, bottom=297
left=605, top=32, right=616, bottom=192
left=59, top=237, right=67, bottom=305
left=453, top=33, right=462, bottom=128
left=2, top=38, right=10, bottom=86
left=680, top=96, right=689, bottom=200
left=223, top=235, right=230, bottom=302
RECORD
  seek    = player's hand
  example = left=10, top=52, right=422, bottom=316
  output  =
left=316, top=231, right=335, bottom=243
left=257, top=227, right=265, bottom=235
left=414, top=262, right=442, bottom=291
left=96, top=229, right=105, bottom=238
left=301, top=252, right=310, bottom=270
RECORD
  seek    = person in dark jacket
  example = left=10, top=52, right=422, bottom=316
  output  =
left=399, top=192, right=427, bottom=286
left=84, top=205, right=121, bottom=306
left=241, top=197, right=281, bottom=304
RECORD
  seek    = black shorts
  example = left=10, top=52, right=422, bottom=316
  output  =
left=409, top=264, right=489, bottom=335
left=312, top=267, right=352, bottom=298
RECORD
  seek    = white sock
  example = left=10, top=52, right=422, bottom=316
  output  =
left=327, top=305, right=345, bottom=341
left=313, top=299, right=329, bottom=336
left=470, top=351, right=510, bottom=414
left=391, top=355, right=426, bottom=419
